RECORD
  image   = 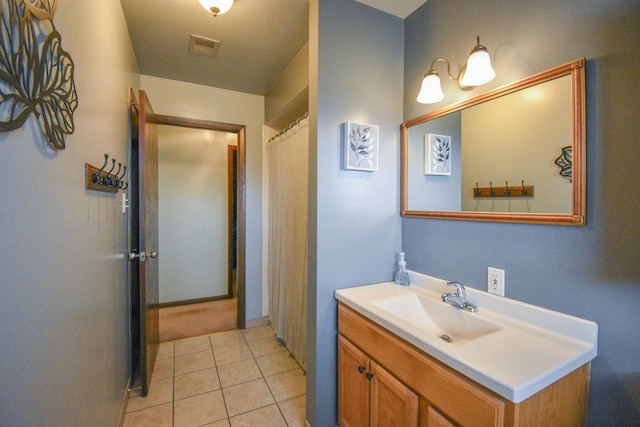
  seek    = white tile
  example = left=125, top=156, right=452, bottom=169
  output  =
left=278, top=395, right=306, bottom=427
left=174, top=367, right=221, bottom=400
left=256, top=349, right=300, bottom=377
left=174, top=390, right=228, bottom=427
left=242, top=325, right=275, bottom=342
left=229, top=404, right=286, bottom=427
left=175, top=349, right=215, bottom=375
left=265, top=368, right=306, bottom=402
left=222, top=378, right=275, bottom=417
left=217, top=358, right=262, bottom=388
left=247, top=336, right=286, bottom=357
left=213, top=342, right=253, bottom=366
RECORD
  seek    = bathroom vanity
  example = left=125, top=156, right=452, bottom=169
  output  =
left=335, top=272, right=597, bottom=426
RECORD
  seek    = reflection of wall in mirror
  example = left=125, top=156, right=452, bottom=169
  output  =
left=461, top=75, right=573, bottom=213
left=158, top=126, right=237, bottom=302
left=407, top=111, right=462, bottom=211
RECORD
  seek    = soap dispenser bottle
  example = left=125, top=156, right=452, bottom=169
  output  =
left=395, top=252, right=411, bottom=286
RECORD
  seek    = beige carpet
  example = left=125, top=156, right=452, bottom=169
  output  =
left=159, top=298, right=237, bottom=342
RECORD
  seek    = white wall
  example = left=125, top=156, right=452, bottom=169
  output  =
left=158, top=126, right=237, bottom=302
left=140, top=76, right=266, bottom=319
left=0, top=0, right=139, bottom=425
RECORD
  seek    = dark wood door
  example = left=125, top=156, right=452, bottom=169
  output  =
left=129, top=89, right=160, bottom=396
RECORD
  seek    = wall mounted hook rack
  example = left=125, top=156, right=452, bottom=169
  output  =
left=473, top=180, right=534, bottom=198
left=85, top=154, right=128, bottom=193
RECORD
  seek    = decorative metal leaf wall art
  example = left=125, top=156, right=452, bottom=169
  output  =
left=0, top=0, right=77, bottom=150
left=554, top=146, right=572, bottom=181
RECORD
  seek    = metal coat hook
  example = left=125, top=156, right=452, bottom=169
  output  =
left=114, top=163, right=122, bottom=181
left=104, top=159, right=116, bottom=185
left=93, top=153, right=109, bottom=184
left=85, top=154, right=128, bottom=194
left=117, top=165, right=128, bottom=189
left=472, top=180, right=534, bottom=198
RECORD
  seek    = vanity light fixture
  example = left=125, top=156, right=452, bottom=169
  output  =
left=199, top=0, right=234, bottom=17
left=417, top=36, right=496, bottom=104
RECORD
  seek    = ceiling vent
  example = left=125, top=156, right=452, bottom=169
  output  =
left=189, top=34, right=221, bottom=57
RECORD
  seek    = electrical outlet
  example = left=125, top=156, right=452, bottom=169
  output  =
left=487, top=267, right=505, bottom=296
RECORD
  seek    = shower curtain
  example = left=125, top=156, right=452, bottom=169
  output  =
left=266, top=115, right=309, bottom=370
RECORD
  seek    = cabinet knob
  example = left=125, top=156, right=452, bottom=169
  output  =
left=358, top=366, right=365, bottom=373
left=366, top=373, right=374, bottom=381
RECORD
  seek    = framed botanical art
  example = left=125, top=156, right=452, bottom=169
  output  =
left=344, top=121, right=379, bottom=171
left=425, top=133, right=451, bottom=175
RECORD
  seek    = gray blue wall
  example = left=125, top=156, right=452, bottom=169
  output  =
left=0, top=1, right=138, bottom=425
left=403, top=1, right=640, bottom=425
left=307, top=1, right=404, bottom=425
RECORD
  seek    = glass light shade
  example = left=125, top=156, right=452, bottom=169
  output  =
left=199, top=0, right=234, bottom=16
left=461, top=49, right=496, bottom=87
left=417, top=73, right=444, bottom=104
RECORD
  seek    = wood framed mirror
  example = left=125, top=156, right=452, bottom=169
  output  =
left=401, top=58, right=586, bottom=225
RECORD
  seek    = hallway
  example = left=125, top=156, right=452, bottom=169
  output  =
left=123, top=326, right=306, bottom=426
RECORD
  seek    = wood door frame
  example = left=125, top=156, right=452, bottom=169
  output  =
left=147, top=112, right=247, bottom=328
left=227, top=145, right=238, bottom=299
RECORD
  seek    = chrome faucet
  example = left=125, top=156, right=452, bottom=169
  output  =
left=441, top=281, right=477, bottom=312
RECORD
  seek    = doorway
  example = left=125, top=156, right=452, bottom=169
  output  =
left=128, top=100, right=247, bottom=391
left=156, top=126, right=236, bottom=304
left=151, top=113, right=247, bottom=337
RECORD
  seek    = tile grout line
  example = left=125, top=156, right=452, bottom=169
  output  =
left=125, top=327, right=304, bottom=426
left=209, top=333, right=231, bottom=426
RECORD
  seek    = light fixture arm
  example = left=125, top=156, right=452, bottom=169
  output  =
left=426, top=58, right=476, bottom=91
left=427, top=58, right=457, bottom=81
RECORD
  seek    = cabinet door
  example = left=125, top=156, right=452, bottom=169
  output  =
left=338, top=335, right=370, bottom=427
left=370, top=360, right=419, bottom=427
left=424, top=405, right=456, bottom=427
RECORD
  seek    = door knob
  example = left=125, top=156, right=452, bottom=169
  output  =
left=129, top=251, right=146, bottom=261
left=129, top=250, right=157, bottom=261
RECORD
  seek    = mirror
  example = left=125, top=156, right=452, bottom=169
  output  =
left=401, top=58, right=585, bottom=225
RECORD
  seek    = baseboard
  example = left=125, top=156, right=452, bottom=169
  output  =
left=117, top=376, right=131, bottom=427
left=158, top=294, right=232, bottom=308
left=245, top=316, right=270, bottom=328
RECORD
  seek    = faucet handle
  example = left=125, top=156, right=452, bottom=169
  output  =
left=445, top=280, right=465, bottom=297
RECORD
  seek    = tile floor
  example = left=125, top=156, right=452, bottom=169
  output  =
left=123, top=325, right=306, bottom=427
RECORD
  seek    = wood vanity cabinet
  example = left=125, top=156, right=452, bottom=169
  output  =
left=338, top=334, right=419, bottom=427
left=337, top=303, right=590, bottom=427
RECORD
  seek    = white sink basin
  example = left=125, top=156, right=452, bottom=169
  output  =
left=335, top=271, right=598, bottom=403
left=371, top=293, right=502, bottom=344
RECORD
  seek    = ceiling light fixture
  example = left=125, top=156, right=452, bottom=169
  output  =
left=199, top=0, right=234, bottom=17
left=417, top=36, right=496, bottom=104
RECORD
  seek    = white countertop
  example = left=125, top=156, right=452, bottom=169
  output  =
left=334, top=271, right=598, bottom=403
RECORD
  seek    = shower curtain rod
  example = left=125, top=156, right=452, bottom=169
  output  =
left=268, top=112, right=309, bottom=142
